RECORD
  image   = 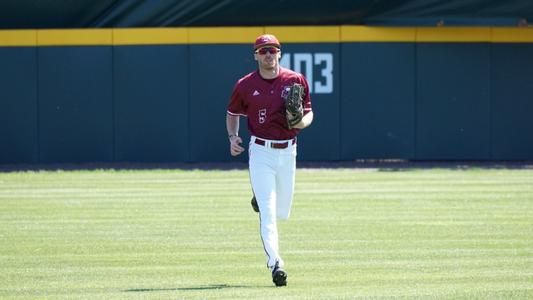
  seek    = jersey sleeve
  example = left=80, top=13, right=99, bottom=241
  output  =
left=300, top=75, right=312, bottom=114
left=227, top=82, right=247, bottom=116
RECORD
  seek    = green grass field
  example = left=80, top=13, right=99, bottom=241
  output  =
left=1, top=167, right=532, bottom=299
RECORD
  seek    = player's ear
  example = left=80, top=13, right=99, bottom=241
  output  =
left=254, top=53, right=258, bottom=61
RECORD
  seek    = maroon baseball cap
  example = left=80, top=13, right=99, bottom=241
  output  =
left=254, top=34, right=281, bottom=50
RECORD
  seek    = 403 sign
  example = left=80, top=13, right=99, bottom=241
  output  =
left=280, top=53, right=333, bottom=94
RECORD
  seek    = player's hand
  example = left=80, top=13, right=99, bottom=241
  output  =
left=229, top=135, right=245, bottom=156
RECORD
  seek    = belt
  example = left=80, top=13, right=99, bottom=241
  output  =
left=254, top=138, right=296, bottom=149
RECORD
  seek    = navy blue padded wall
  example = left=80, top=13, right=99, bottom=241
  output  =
left=114, top=45, right=189, bottom=162
left=0, top=47, right=38, bottom=163
left=38, top=46, right=113, bottom=163
left=416, top=43, right=491, bottom=160
left=4, top=40, right=533, bottom=165
left=491, top=44, right=533, bottom=160
left=341, top=43, right=415, bottom=160
left=189, top=45, right=256, bottom=162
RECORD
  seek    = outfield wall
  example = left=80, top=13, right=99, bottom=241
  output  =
left=1, top=26, right=533, bottom=163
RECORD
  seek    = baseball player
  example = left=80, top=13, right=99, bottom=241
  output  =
left=226, top=34, right=313, bottom=287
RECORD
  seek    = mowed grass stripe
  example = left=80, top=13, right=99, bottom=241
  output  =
left=0, top=168, right=532, bottom=299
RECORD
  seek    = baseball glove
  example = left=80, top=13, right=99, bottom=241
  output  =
left=285, top=83, right=305, bottom=129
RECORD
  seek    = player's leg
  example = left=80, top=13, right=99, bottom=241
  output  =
left=249, top=140, right=283, bottom=268
left=268, top=144, right=296, bottom=287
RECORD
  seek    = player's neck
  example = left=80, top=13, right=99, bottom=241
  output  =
left=259, top=66, right=280, bottom=80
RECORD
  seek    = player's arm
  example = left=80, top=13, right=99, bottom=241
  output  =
left=226, top=113, right=245, bottom=156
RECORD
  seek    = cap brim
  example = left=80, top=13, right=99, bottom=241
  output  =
left=254, top=43, right=281, bottom=50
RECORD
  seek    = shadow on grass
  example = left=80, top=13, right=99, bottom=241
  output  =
left=123, top=284, right=259, bottom=292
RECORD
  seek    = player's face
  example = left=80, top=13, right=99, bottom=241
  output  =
left=254, top=47, right=281, bottom=70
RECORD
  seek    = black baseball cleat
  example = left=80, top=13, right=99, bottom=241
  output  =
left=272, top=263, right=287, bottom=287
left=251, top=196, right=259, bottom=213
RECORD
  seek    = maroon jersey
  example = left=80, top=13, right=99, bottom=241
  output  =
left=227, top=67, right=312, bottom=140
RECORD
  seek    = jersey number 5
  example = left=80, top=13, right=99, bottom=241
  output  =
left=259, top=109, right=267, bottom=124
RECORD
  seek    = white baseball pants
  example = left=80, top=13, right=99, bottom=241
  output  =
left=248, top=135, right=296, bottom=269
